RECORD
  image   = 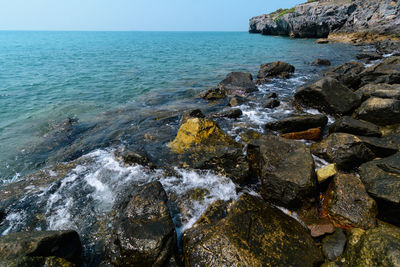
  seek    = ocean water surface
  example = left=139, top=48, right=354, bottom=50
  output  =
left=0, top=31, right=360, bottom=181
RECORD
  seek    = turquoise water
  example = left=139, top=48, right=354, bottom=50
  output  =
left=0, top=31, right=360, bottom=180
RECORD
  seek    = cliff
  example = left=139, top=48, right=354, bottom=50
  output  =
left=249, top=0, right=400, bottom=39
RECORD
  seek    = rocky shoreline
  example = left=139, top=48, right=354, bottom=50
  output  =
left=1, top=11, right=400, bottom=267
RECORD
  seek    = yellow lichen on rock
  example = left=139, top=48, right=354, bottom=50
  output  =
left=169, top=118, right=236, bottom=153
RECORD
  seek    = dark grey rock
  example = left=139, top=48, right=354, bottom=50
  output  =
left=265, top=114, right=328, bottom=133
left=247, top=134, right=316, bottom=209
left=324, top=61, right=365, bottom=89
left=354, top=97, right=400, bottom=125
left=210, top=108, right=242, bottom=119
left=263, top=99, right=280, bottom=109
left=295, top=77, right=361, bottom=116
left=329, top=116, right=381, bottom=137
left=322, top=229, right=347, bottom=261
left=312, top=58, right=331, bottom=66
left=356, top=52, right=383, bottom=61
left=258, top=61, right=295, bottom=81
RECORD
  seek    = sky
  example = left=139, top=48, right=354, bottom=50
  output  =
left=0, top=0, right=303, bottom=31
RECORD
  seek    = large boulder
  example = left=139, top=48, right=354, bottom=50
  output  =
left=294, top=77, right=361, bottom=116
left=344, top=222, right=400, bottom=266
left=266, top=114, right=327, bottom=133
left=169, top=118, right=250, bottom=184
left=200, top=72, right=257, bottom=100
left=103, top=181, right=177, bottom=267
left=355, top=83, right=400, bottom=101
left=218, top=72, right=257, bottom=95
left=0, top=231, right=82, bottom=266
left=322, top=173, right=377, bottom=229
left=354, top=97, right=400, bottom=125
left=324, top=61, right=365, bottom=89
left=265, top=114, right=328, bottom=133
left=247, top=134, right=316, bottom=209
left=183, top=194, right=323, bottom=266
left=311, top=133, right=397, bottom=169
left=328, top=116, right=381, bottom=137
left=359, top=153, right=400, bottom=226
left=257, top=61, right=295, bottom=82
left=360, top=56, right=400, bottom=86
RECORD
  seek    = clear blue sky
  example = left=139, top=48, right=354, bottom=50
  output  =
left=0, top=0, right=303, bottom=31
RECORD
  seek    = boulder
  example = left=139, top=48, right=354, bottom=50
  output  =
left=183, top=194, right=323, bottom=266
left=295, top=77, right=361, bottom=116
left=317, top=164, right=338, bottom=184
left=265, top=114, right=328, bottom=133
left=210, top=108, right=242, bottom=119
left=356, top=83, right=400, bottom=101
left=228, top=96, right=247, bottom=107
left=263, top=98, right=280, bottom=109
left=114, top=148, right=154, bottom=168
left=354, top=97, right=400, bottom=125
left=281, top=127, right=322, bottom=141
left=311, top=58, right=331, bottom=66
left=257, top=61, right=295, bottom=82
left=322, top=229, right=347, bottom=261
left=344, top=222, right=400, bottom=266
left=324, top=61, right=365, bottom=89
left=322, top=173, right=377, bottom=229
left=360, top=56, right=400, bottom=86
left=169, top=118, right=250, bottom=184
left=0, top=231, right=82, bottom=266
left=328, top=116, right=381, bottom=137
left=218, top=72, right=257, bottom=95
left=311, top=133, right=397, bottom=169
left=104, top=181, right=177, bottom=267
left=247, top=134, right=316, bottom=208
left=359, top=153, right=400, bottom=226
left=199, top=87, right=226, bottom=100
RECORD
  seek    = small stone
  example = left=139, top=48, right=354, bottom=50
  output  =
left=322, top=229, right=347, bottom=260
left=312, top=58, right=331, bottom=66
left=263, top=99, right=280, bottom=108
left=317, top=164, right=338, bottom=184
left=267, top=92, right=278, bottom=98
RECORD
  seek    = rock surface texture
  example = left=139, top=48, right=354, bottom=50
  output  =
left=249, top=0, right=400, bottom=39
left=183, top=194, right=323, bottom=267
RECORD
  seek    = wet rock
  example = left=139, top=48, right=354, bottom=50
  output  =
left=265, top=114, right=328, bottom=133
left=295, top=77, right=361, bottom=116
left=0, top=256, right=75, bottom=267
left=317, top=164, right=338, bottom=184
left=354, top=97, right=400, bottom=125
left=356, top=83, right=400, bottom=101
left=324, top=61, right=365, bottom=89
left=168, top=118, right=250, bottom=184
left=311, top=133, right=397, bottom=169
left=183, top=194, right=323, bottom=266
left=0, top=230, right=82, bottom=266
left=322, top=229, right=347, bottom=261
left=344, top=222, right=400, bottom=266
left=360, top=56, right=400, bottom=86
left=239, top=130, right=261, bottom=144
left=281, top=127, right=322, bottom=141
left=359, top=153, right=400, bottom=226
left=200, top=87, right=226, bottom=100
left=104, top=181, right=177, bottom=267
left=180, top=109, right=205, bottom=124
left=263, top=98, right=280, bottom=108
left=356, top=52, right=382, bottom=61
left=257, top=61, right=295, bottom=82
left=210, top=108, right=242, bottom=119
left=228, top=96, right=247, bottom=107
left=215, top=72, right=257, bottom=97
left=312, top=58, right=331, bottom=66
left=322, top=173, right=377, bottom=229
left=267, top=92, right=278, bottom=98
left=328, top=116, right=381, bottom=137
left=114, top=148, right=154, bottom=168
left=247, top=134, right=316, bottom=209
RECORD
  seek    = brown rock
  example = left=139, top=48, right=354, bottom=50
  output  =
left=281, top=127, right=322, bottom=141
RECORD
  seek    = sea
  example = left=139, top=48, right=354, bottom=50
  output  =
left=0, top=31, right=361, bottom=265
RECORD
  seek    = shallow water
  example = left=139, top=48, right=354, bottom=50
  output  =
left=0, top=31, right=360, bottom=180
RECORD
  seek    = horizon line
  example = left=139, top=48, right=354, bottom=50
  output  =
left=0, top=29, right=250, bottom=33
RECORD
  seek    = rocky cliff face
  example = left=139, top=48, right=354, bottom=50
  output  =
left=249, top=0, right=400, bottom=38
